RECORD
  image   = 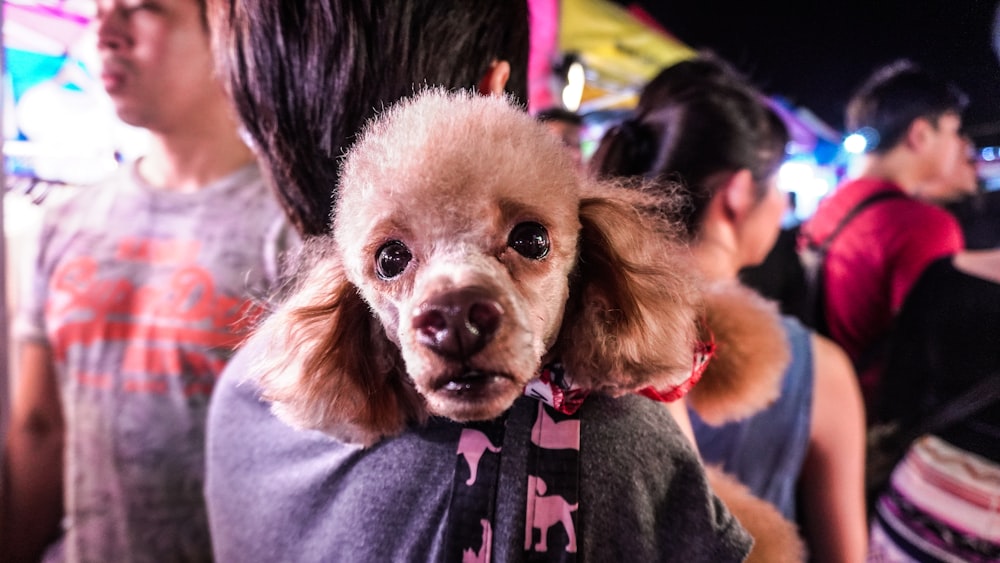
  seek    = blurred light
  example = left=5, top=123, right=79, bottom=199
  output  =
left=777, top=159, right=833, bottom=222
left=844, top=126, right=879, bottom=155
left=777, top=161, right=814, bottom=191
left=843, top=133, right=867, bottom=154
left=561, top=61, right=585, bottom=113
left=982, top=146, right=996, bottom=161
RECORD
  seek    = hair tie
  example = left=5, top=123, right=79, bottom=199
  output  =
left=616, top=118, right=655, bottom=173
left=618, top=117, right=645, bottom=144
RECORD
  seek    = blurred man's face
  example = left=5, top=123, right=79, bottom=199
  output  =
left=94, top=0, right=216, bottom=131
left=923, top=113, right=965, bottom=188
left=947, top=137, right=981, bottom=199
left=919, top=123, right=979, bottom=204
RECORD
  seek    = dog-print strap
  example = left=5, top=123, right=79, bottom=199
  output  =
left=524, top=400, right=582, bottom=562
left=520, top=363, right=583, bottom=562
left=445, top=419, right=506, bottom=563
left=446, top=363, right=584, bottom=562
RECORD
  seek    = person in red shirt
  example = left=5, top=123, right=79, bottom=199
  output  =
left=801, top=60, right=967, bottom=416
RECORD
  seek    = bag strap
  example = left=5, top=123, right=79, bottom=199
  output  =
left=812, top=189, right=907, bottom=252
left=802, top=189, right=907, bottom=336
left=900, top=373, right=1000, bottom=444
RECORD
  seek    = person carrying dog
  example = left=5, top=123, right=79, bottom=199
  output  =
left=201, top=0, right=766, bottom=561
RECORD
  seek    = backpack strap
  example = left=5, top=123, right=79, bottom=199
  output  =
left=801, top=189, right=907, bottom=333
left=813, top=189, right=908, bottom=253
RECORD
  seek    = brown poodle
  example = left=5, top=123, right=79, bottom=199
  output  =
left=250, top=89, right=803, bottom=559
left=252, top=89, right=702, bottom=446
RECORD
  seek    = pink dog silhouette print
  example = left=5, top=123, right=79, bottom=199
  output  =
left=462, top=519, right=492, bottom=563
left=530, top=403, right=581, bottom=451
left=457, top=428, right=502, bottom=486
left=525, top=475, right=579, bottom=553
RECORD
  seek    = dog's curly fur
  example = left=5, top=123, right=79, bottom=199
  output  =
left=253, top=89, right=702, bottom=446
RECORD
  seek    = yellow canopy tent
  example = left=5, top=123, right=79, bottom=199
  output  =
left=530, top=0, right=696, bottom=113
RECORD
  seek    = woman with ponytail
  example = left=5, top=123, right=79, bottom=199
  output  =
left=592, top=55, right=868, bottom=562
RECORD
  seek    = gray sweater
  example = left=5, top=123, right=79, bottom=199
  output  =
left=204, top=334, right=752, bottom=562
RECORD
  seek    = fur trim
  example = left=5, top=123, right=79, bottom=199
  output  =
left=706, top=466, right=806, bottom=563
left=687, top=281, right=789, bottom=425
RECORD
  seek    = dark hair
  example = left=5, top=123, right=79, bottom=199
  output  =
left=591, top=56, right=789, bottom=238
left=210, top=0, right=530, bottom=236
left=846, top=59, right=968, bottom=154
left=196, top=0, right=208, bottom=29
left=536, top=107, right=583, bottom=126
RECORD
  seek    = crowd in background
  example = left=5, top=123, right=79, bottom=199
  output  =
left=1, top=0, right=999, bottom=561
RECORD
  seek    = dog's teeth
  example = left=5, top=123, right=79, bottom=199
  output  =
left=444, top=380, right=475, bottom=393
left=443, top=371, right=491, bottom=394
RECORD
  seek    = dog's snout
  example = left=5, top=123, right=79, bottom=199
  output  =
left=413, top=289, right=503, bottom=360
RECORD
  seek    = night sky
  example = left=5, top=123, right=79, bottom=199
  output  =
left=628, top=1, right=1000, bottom=146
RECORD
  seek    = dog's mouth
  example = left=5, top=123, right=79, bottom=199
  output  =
left=431, top=368, right=514, bottom=400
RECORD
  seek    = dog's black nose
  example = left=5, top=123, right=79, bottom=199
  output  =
left=413, top=288, right=503, bottom=360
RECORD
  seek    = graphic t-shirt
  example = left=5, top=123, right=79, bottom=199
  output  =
left=16, top=161, right=294, bottom=562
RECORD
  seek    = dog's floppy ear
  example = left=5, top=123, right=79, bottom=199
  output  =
left=253, top=242, right=425, bottom=447
left=555, top=183, right=701, bottom=394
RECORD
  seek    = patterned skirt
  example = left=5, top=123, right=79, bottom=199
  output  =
left=868, top=435, right=1000, bottom=562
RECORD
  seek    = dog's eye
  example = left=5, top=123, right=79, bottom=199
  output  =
left=375, top=240, right=412, bottom=280
left=508, top=222, right=550, bottom=260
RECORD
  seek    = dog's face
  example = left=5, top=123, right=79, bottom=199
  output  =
left=255, top=90, right=701, bottom=446
left=334, top=92, right=582, bottom=420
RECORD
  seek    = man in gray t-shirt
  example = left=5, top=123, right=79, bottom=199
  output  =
left=1, top=0, right=293, bottom=560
